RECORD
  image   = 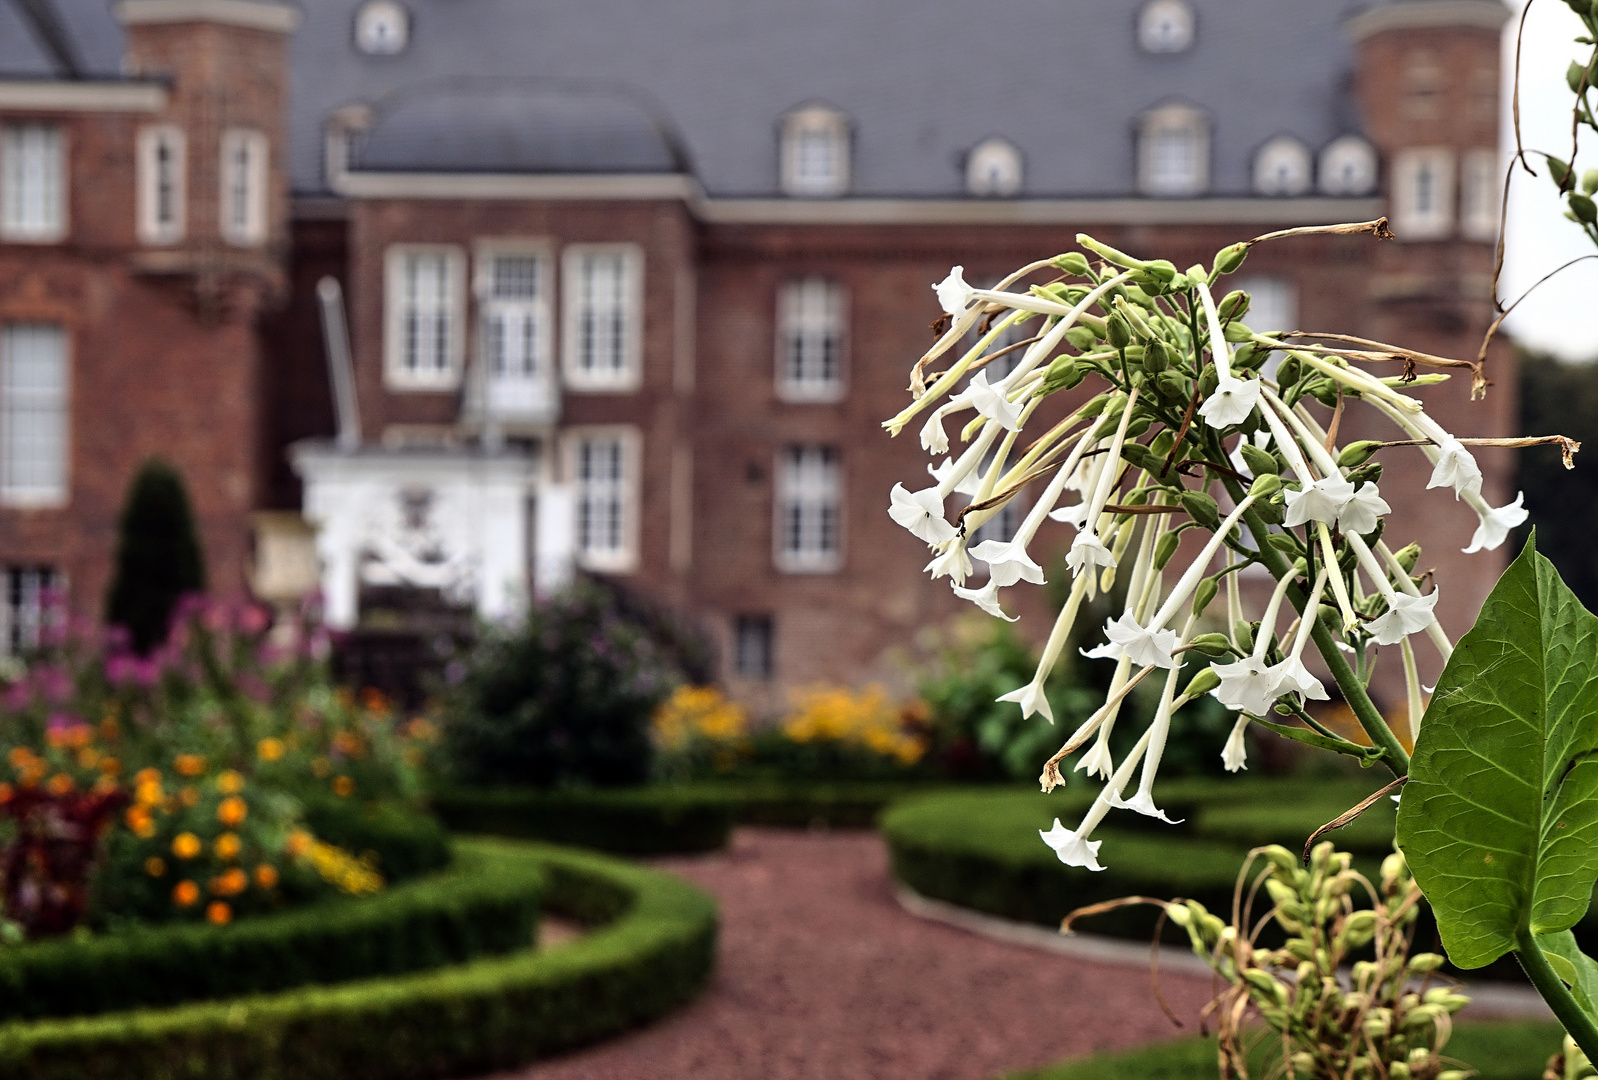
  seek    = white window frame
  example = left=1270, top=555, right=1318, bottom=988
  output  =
left=354, top=0, right=410, bottom=55
left=383, top=243, right=467, bottom=390
left=1, top=123, right=66, bottom=243
left=1459, top=147, right=1500, bottom=243
left=1253, top=136, right=1312, bottom=197
left=775, top=277, right=846, bottom=402
left=562, top=425, right=641, bottom=573
left=1138, top=104, right=1209, bottom=197
left=774, top=444, right=842, bottom=574
left=219, top=127, right=268, bottom=247
left=1391, top=147, right=1456, bottom=241
left=966, top=137, right=1023, bottom=197
left=561, top=243, right=643, bottom=392
left=0, top=323, right=69, bottom=508
left=474, top=240, right=556, bottom=414
left=137, top=124, right=186, bottom=245
left=0, top=565, right=62, bottom=657
left=1318, top=135, right=1379, bottom=196
left=1138, top=0, right=1195, bottom=53
left=780, top=105, right=850, bottom=198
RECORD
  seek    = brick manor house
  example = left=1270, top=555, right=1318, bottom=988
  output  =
left=0, top=0, right=1514, bottom=704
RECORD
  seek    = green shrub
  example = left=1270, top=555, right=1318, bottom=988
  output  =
left=300, top=799, right=451, bottom=882
left=0, top=844, right=541, bottom=1021
left=104, top=459, right=205, bottom=655
left=0, top=839, right=717, bottom=1080
left=431, top=787, right=734, bottom=855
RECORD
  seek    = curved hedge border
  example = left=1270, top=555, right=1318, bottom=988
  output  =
left=2, top=845, right=541, bottom=1021
left=432, top=787, right=736, bottom=855
left=0, top=839, right=717, bottom=1080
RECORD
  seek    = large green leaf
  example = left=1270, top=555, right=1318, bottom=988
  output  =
left=1540, top=930, right=1598, bottom=1017
left=1396, top=533, right=1598, bottom=969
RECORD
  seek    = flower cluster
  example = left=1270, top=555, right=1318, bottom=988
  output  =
left=783, top=685, right=927, bottom=766
left=884, top=227, right=1577, bottom=871
left=653, top=686, right=749, bottom=749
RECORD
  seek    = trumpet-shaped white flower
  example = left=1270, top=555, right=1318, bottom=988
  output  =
left=967, top=370, right=1023, bottom=431
left=969, top=538, right=1046, bottom=587
left=1464, top=492, right=1528, bottom=554
left=1066, top=530, right=1116, bottom=574
left=1367, top=589, right=1440, bottom=646
left=924, top=540, right=973, bottom=586
left=1081, top=612, right=1181, bottom=669
left=1284, top=476, right=1354, bottom=528
left=1197, top=373, right=1261, bottom=428
left=1336, top=482, right=1390, bottom=536
left=1048, top=499, right=1093, bottom=529
left=889, top=484, right=958, bottom=545
left=919, top=411, right=951, bottom=456
left=1039, top=817, right=1103, bottom=872
left=1211, top=654, right=1280, bottom=717
left=1428, top=437, right=1483, bottom=500
left=1221, top=714, right=1250, bottom=772
left=1074, top=735, right=1115, bottom=780
left=1112, top=788, right=1182, bottom=823
left=1269, top=655, right=1329, bottom=702
left=928, top=458, right=984, bottom=498
left=997, top=678, right=1052, bottom=722
left=934, top=265, right=976, bottom=316
left=953, top=578, right=1017, bottom=621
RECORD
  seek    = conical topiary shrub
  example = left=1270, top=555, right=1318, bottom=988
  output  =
left=105, top=459, right=206, bottom=654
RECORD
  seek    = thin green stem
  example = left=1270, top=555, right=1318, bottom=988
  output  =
left=1516, top=923, right=1598, bottom=1063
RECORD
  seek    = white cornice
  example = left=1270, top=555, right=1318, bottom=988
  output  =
left=694, top=196, right=1386, bottom=227
left=114, top=0, right=301, bottom=33
left=0, top=80, right=167, bottom=112
left=1346, top=0, right=1510, bottom=40
left=332, top=170, right=698, bottom=202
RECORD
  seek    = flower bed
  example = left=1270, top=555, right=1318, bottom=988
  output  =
left=0, top=839, right=717, bottom=1080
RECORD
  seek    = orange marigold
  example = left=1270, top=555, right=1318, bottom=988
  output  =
left=206, top=901, right=232, bottom=925
left=135, top=779, right=162, bottom=807
left=174, top=754, right=206, bottom=777
left=98, top=756, right=120, bottom=776
left=0, top=783, right=12, bottom=803
left=180, top=786, right=200, bottom=808
left=211, top=868, right=247, bottom=896
left=217, top=796, right=247, bottom=827
left=256, top=737, right=285, bottom=762
left=172, top=880, right=199, bottom=906
left=172, top=832, right=202, bottom=859
left=46, top=773, right=74, bottom=796
left=216, top=769, right=244, bottom=795
left=254, top=863, right=279, bottom=889
left=214, top=832, right=242, bottom=860
left=125, top=806, right=154, bottom=837
left=6, top=747, right=33, bottom=769
left=134, top=767, right=161, bottom=786
left=285, top=829, right=312, bottom=857
left=144, top=857, right=166, bottom=877
left=332, top=775, right=355, bottom=797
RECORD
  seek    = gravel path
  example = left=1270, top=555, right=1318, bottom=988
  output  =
left=497, top=827, right=1215, bottom=1080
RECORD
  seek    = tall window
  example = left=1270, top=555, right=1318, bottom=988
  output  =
left=384, top=245, right=465, bottom=389
left=219, top=128, right=268, bottom=246
left=1, top=124, right=65, bottom=242
left=1138, top=105, right=1208, bottom=197
left=1392, top=148, right=1455, bottom=241
left=781, top=105, right=850, bottom=197
left=566, top=428, right=639, bottom=572
left=1, top=566, right=59, bottom=657
left=563, top=244, right=642, bottom=391
left=775, top=445, right=841, bottom=573
left=137, top=125, right=186, bottom=245
left=0, top=324, right=69, bottom=507
left=777, top=277, right=845, bottom=400
left=1459, top=148, right=1499, bottom=243
left=734, top=614, right=774, bottom=679
left=478, top=247, right=553, bottom=414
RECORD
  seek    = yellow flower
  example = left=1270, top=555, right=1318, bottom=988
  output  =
left=652, top=685, right=748, bottom=749
left=135, top=779, right=163, bottom=807
left=216, top=770, right=245, bottom=795
left=134, top=767, right=161, bottom=787
left=126, top=806, right=156, bottom=838
left=285, top=829, right=312, bottom=857
left=76, top=748, right=100, bottom=770
left=46, top=773, right=74, bottom=796
left=254, top=863, right=279, bottom=889
left=256, top=738, right=285, bottom=762
left=172, top=832, right=202, bottom=859
left=214, top=832, right=241, bottom=860
left=144, top=856, right=166, bottom=877
left=174, top=754, right=206, bottom=777
left=217, top=796, right=248, bottom=827
left=172, top=880, right=199, bottom=906
left=211, top=868, right=248, bottom=896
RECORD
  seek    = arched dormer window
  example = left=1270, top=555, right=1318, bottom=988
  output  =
left=1137, top=103, right=1208, bottom=197
left=355, top=1, right=409, bottom=56
left=966, top=138, right=1023, bottom=197
left=1318, top=135, right=1378, bottom=196
left=1253, top=136, right=1312, bottom=196
left=780, top=105, right=850, bottom=198
left=1138, top=0, right=1195, bottom=53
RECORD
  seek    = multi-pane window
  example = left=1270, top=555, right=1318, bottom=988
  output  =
left=219, top=128, right=268, bottom=246
left=734, top=614, right=774, bottom=680
left=384, top=245, right=465, bottom=388
left=1138, top=105, right=1208, bottom=197
left=1392, top=148, right=1455, bottom=241
left=567, top=428, right=638, bottom=572
left=137, top=125, right=186, bottom=245
left=1459, top=148, right=1500, bottom=243
left=478, top=248, right=553, bottom=414
left=1318, top=136, right=1378, bottom=196
left=775, top=445, right=841, bottom=572
left=0, top=324, right=69, bottom=507
left=777, top=277, right=845, bottom=400
left=781, top=106, right=850, bottom=197
left=563, top=245, right=641, bottom=391
left=1, top=566, right=59, bottom=657
left=1, top=124, right=65, bottom=242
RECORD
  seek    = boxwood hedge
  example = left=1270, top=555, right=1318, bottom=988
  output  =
left=0, top=839, right=717, bottom=1080
left=431, top=787, right=736, bottom=854
left=2, top=843, right=542, bottom=1021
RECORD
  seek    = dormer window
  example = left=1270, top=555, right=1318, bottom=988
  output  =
left=781, top=105, right=849, bottom=198
left=966, top=138, right=1023, bottom=197
left=1138, top=104, right=1208, bottom=197
left=1138, top=0, right=1195, bottom=53
left=355, top=0, right=409, bottom=55
left=1253, top=136, right=1312, bottom=196
left=1318, top=135, right=1378, bottom=196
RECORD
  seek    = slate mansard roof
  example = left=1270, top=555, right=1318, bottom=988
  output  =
left=2, top=0, right=1487, bottom=200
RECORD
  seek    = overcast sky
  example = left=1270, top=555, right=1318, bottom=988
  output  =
left=1501, top=0, right=1598, bottom=361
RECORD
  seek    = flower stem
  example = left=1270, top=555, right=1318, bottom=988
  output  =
left=1516, top=923, right=1598, bottom=1063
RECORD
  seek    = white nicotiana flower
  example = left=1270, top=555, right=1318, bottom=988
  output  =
left=919, top=411, right=951, bottom=456
left=1048, top=499, right=1092, bottom=529
left=1428, top=437, right=1484, bottom=500
left=888, top=484, right=957, bottom=545
left=1075, top=734, right=1115, bottom=780
left=1283, top=476, right=1354, bottom=528
left=1039, top=817, right=1103, bottom=872
left=952, top=578, right=1017, bottom=622
left=1111, top=649, right=1190, bottom=823
left=1000, top=576, right=1091, bottom=723
left=1463, top=491, right=1527, bottom=554
left=1198, top=374, right=1262, bottom=429
left=1066, top=530, right=1116, bottom=574
left=1221, top=714, right=1251, bottom=772
left=969, top=539, right=1046, bottom=587
left=928, top=458, right=984, bottom=499
left=924, top=540, right=973, bottom=586
left=1211, top=654, right=1280, bottom=717
left=1063, top=388, right=1141, bottom=576
left=934, top=265, right=976, bottom=316
left=996, top=677, right=1051, bottom=723
left=1081, top=611, right=1181, bottom=670
left=1042, top=722, right=1159, bottom=872
left=1367, top=590, right=1441, bottom=646
left=1336, top=482, right=1390, bottom=536
left=967, top=369, right=1024, bottom=432
left=1271, top=654, right=1329, bottom=702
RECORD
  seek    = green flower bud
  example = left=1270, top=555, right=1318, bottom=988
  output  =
left=1043, top=357, right=1086, bottom=393
left=1075, top=234, right=1146, bottom=271
left=1392, top=542, right=1421, bottom=572
left=1144, top=338, right=1171, bottom=374
left=1113, top=296, right=1154, bottom=339
left=1570, top=59, right=1590, bottom=93
left=1407, top=953, right=1445, bottom=975
left=1249, top=473, right=1283, bottom=499
left=1107, top=313, right=1133, bottom=350
left=1185, top=633, right=1233, bottom=658
left=1164, top=902, right=1191, bottom=926
left=1139, top=259, right=1178, bottom=284
left=1185, top=264, right=1207, bottom=282
left=1267, top=533, right=1302, bottom=557
left=1307, top=378, right=1340, bottom=408
left=1571, top=192, right=1598, bottom=225
left=1548, top=155, right=1574, bottom=191
left=1223, top=320, right=1254, bottom=343
left=1345, top=461, right=1383, bottom=487
left=1275, top=354, right=1301, bottom=387
left=1239, top=443, right=1280, bottom=475
left=1389, top=1061, right=1411, bottom=1080
left=1052, top=251, right=1092, bottom=276
left=1182, top=667, right=1221, bottom=699
left=1153, top=528, right=1181, bottom=570
left=1180, top=490, right=1220, bottom=530
left=1198, top=363, right=1219, bottom=396
left=1150, top=429, right=1176, bottom=456
left=1064, top=325, right=1099, bottom=351
left=1119, top=442, right=1161, bottom=473
left=1233, top=620, right=1255, bottom=655
left=1167, top=272, right=1194, bottom=291
left=1230, top=342, right=1267, bottom=371
left=1213, top=242, right=1249, bottom=277
left=1078, top=394, right=1112, bottom=418
left=1218, top=289, right=1250, bottom=321
left=1155, top=369, right=1190, bottom=402
left=1243, top=969, right=1288, bottom=1006
left=1363, top=1012, right=1392, bottom=1040
left=1341, top=910, right=1378, bottom=948
left=1337, top=440, right=1383, bottom=468
left=1191, top=577, right=1219, bottom=618
left=1584, top=168, right=1598, bottom=195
